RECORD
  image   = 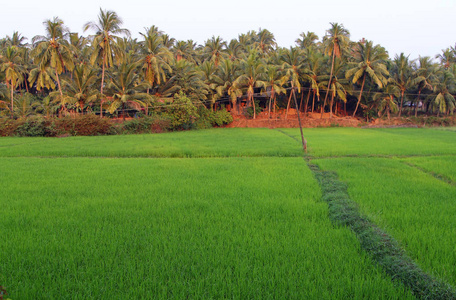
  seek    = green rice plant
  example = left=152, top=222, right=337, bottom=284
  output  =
left=0, top=128, right=304, bottom=158
left=309, top=163, right=455, bottom=299
left=402, top=155, right=456, bottom=183
left=280, top=127, right=456, bottom=157
left=315, top=157, right=456, bottom=286
left=0, top=157, right=413, bottom=299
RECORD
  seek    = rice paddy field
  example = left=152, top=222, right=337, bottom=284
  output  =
left=1, top=127, right=456, bottom=299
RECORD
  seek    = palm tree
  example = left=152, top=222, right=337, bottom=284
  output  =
left=436, top=48, right=454, bottom=69
left=374, top=84, right=399, bottom=119
left=105, top=62, right=150, bottom=119
left=203, top=36, right=227, bottom=67
left=138, top=30, right=172, bottom=95
left=321, top=59, right=348, bottom=118
left=60, top=63, right=100, bottom=113
left=389, top=53, right=417, bottom=116
left=296, top=31, right=319, bottom=50
left=259, top=65, right=287, bottom=119
left=428, top=70, right=455, bottom=116
left=346, top=40, right=389, bottom=117
left=234, top=52, right=266, bottom=119
left=1, top=46, right=26, bottom=118
left=281, top=47, right=305, bottom=118
left=214, top=58, right=242, bottom=114
left=199, top=60, right=220, bottom=110
left=226, top=39, right=245, bottom=61
left=322, top=23, right=350, bottom=118
left=256, top=28, right=276, bottom=55
left=84, top=8, right=130, bottom=117
left=413, top=56, right=438, bottom=116
left=13, top=92, right=41, bottom=118
left=31, top=17, right=75, bottom=108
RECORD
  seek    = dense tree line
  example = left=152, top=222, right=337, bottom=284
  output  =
left=1, top=8, right=455, bottom=120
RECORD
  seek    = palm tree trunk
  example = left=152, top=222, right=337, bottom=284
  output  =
left=10, top=81, right=14, bottom=119
left=323, top=47, right=336, bottom=113
left=415, top=89, right=421, bottom=117
left=268, top=96, right=272, bottom=119
left=311, top=92, right=315, bottom=113
left=329, top=93, right=335, bottom=118
left=293, top=88, right=306, bottom=152
left=251, top=93, right=256, bottom=119
left=398, top=89, right=405, bottom=117
left=285, top=88, right=293, bottom=119
left=299, top=91, right=304, bottom=111
left=304, top=90, right=311, bottom=118
left=100, top=61, right=106, bottom=118
left=353, top=73, right=366, bottom=117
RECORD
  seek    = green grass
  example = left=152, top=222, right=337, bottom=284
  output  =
left=281, top=127, right=456, bottom=157
left=0, top=157, right=414, bottom=299
left=0, top=128, right=303, bottom=158
left=402, top=155, right=456, bottom=183
left=314, top=157, right=456, bottom=286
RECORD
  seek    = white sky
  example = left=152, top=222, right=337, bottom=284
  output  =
left=2, top=0, right=455, bottom=60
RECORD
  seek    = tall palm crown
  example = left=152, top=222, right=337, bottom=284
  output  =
left=84, top=8, right=130, bottom=116
left=346, top=40, right=389, bottom=117
left=203, top=36, right=227, bottom=66
left=32, top=17, right=74, bottom=98
left=138, top=30, right=172, bottom=89
left=389, top=53, right=414, bottom=116
left=296, top=31, right=319, bottom=50
left=322, top=23, right=350, bottom=115
left=1, top=46, right=26, bottom=118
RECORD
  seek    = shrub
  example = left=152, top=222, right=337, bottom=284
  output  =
left=15, top=117, right=48, bottom=137
left=210, top=109, right=233, bottom=126
left=54, top=114, right=114, bottom=136
left=163, top=93, right=199, bottom=130
left=244, top=100, right=263, bottom=118
left=0, top=119, right=19, bottom=136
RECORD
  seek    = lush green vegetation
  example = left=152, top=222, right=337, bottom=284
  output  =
left=0, top=128, right=303, bottom=158
left=282, top=127, right=456, bottom=157
left=315, top=157, right=456, bottom=286
left=0, top=157, right=414, bottom=299
left=3, top=127, right=456, bottom=298
left=1, top=10, right=456, bottom=124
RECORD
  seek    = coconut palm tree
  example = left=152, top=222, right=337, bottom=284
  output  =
left=105, top=61, right=150, bottom=119
left=84, top=8, right=130, bottom=117
left=346, top=40, right=389, bottom=117
left=1, top=46, right=26, bottom=118
left=280, top=47, right=306, bottom=118
left=322, top=23, right=350, bottom=117
left=428, top=69, right=456, bottom=116
left=31, top=17, right=75, bottom=106
left=389, top=53, right=418, bottom=116
left=60, top=63, right=100, bottom=113
left=214, top=58, right=242, bottom=114
left=138, top=30, right=172, bottom=95
left=226, top=39, right=245, bottom=61
left=203, top=36, right=227, bottom=67
left=296, top=31, right=319, bottom=50
left=413, top=56, right=438, bottom=116
left=259, top=65, right=287, bottom=118
left=234, top=52, right=266, bottom=119
left=374, top=84, right=399, bottom=119
left=256, top=28, right=276, bottom=55
left=436, top=48, right=454, bottom=69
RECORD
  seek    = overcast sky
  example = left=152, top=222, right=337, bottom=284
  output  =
left=2, top=0, right=455, bottom=60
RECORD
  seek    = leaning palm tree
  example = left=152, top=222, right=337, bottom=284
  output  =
left=31, top=17, right=75, bottom=107
left=346, top=40, right=389, bottom=117
left=84, top=8, right=130, bottom=117
left=1, top=46, right=26, bottom=118
left=105, top=62, right=150, bottom=120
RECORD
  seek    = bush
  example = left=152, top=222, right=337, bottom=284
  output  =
left=15, top=117, right=48, bottom=137
left=210, top=110, right=233, bottom=126
left=244, top=100, right=263, bottom=119
left=163, top=93, right=199, bottom=130
left=0, top=119, right=19, bottom=136
left=122, top=115, right=172, bottom=134
left=54, top=114, right=114, bottom=136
